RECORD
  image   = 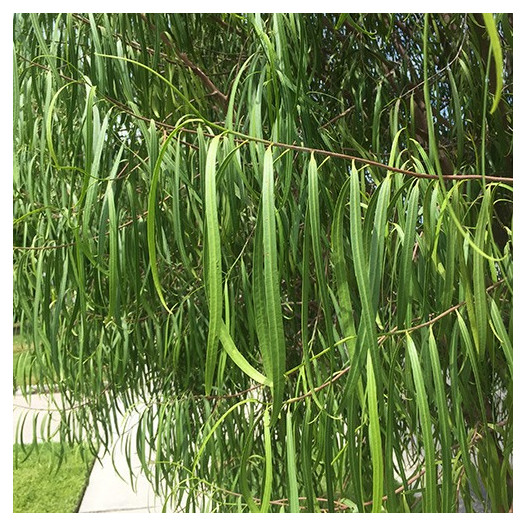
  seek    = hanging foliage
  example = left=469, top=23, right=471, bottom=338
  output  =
left=13, top=13, right=512, bottom=512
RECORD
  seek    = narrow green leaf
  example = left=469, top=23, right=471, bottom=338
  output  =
left=334, top=13, right=349, bottom=30
left=349, top=162, right=378, bottom=356
left=472, top=189, right=490, bottom=355
left=253, top=223, right=272, bottom=380
left=482, top=13, right=504, bottom=113
left=372, top=82, right=383, bottom=154
left=146, top=122, right=170, bottom=313
left=203, top=135, right=223, bottom=394
left=406, top=334, right=437, bottom=512
left=285, top=410, right=300, bottom=513
left=308, top=154, right=334, bottom=365
left=300, top=211, right=324, bottom=411
left=259, top=147, right=286, bottom=425
left=45, top=81, right=78, bottom=168
left=171, top=139, right=192, bottom=273
left=428, top=327, right=454, bottom=512
left=105, top=144, right=124, bottom=322
left=489, top=297, right=512, bottom=375
left=397, top=181, right=419, bottom=328
left=366, top=350, right=383, bottom=513
left=369, top=174, right=391, bottom=316
left=331, top=178, right=356, bottom=358
left=218, top=320, right=271, bottom=387
left=240, top=422, right=261, bottom=513
left=300, top=401, right=319, bottom=512
left=323, top=408, right=335, bottom=512
left=260, top=408, right=273, bottom=513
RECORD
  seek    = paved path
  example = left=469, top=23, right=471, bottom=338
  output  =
left=78, top=438, right=167, bottom=513
left=13, top=392, right=63, bottom=443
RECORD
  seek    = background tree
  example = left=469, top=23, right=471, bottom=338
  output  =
left=13, top=13, right=512, bottom=512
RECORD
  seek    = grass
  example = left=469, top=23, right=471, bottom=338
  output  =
left=13, top=442, right=95, bottom=513
left=13, top=333, right=28, bottom=353
left=13, top=333, right=31, bottom=364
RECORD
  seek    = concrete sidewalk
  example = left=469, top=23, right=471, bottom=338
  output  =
left=13, top=392, right=63, bottom=443
left=13, top=391, right=172, bottom=513
left=78, top=437, right=167, bottom=513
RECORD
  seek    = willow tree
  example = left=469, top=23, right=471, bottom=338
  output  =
left=13, top=13, right=512, bottom=513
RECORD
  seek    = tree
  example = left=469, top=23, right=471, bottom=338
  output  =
left=13, top=13, right=512, bottom=512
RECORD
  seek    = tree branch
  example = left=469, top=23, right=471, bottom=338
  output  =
left=17, top=53, right=514, bottom=185
left=140, top=14, right=228, bottom=111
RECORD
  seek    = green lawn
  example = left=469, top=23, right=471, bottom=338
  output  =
left=13, top=333, right=27, bottom=351
left=13, top=442, right=95, bottom=513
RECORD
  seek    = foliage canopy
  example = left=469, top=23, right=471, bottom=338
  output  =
left=13, top=13, right=512, bottom=512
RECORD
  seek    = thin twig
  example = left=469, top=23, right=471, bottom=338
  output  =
left=362, top=468, right=427, bottom=507
left=17, top=54, right=513, bottom=184
left=13, top=242, right=75, bottom=251
left=319, top=106, right=353, bottom=129
left=284, top=279, right=506, bottom=405
left=105, top=96, right=514, bottom=183
left=393, top=279, right=505, bottom=334
left=140, top=14, right=228, bottom=111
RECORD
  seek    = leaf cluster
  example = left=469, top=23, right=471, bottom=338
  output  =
left=13, top=13, right=512, bottom=512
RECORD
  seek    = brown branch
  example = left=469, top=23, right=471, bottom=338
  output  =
left=203, top=384, right=262, bottom=401
left=283, top=141, right=512, bottom=183
left=284, top=279, right=507, bottom=405
left=319, top=106, right=353, bottom=129
left=395, top=279, right=505, bottom=334
left=13, top=242, right=75, bottom=251
left=176, top=51, right=228, bottom=110
left=283, top=330, right=392, bottom=405
left=18, top=54, right=513, bottom=185
left=362, top=468, right=427, bottom=507
left=105, top=96, right=513, bottom=183
left=139, top=13, right=228, bottom=111
left=201, top=466, right=426, bottom=511
left=73, top=13, right=229, bottom=111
